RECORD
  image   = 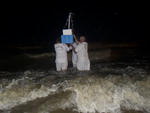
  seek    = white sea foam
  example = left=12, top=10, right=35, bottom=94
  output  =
left=62, top=75, right=150, bottom=113
left=0, top=66, right=149, bottom=113
left=0, top=76, right=59, bottom=110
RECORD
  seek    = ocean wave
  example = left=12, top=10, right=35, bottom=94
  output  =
left=0, top=66, right=149, bottom=113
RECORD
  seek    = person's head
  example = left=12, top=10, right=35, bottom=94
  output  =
left=79, top=36, right=86, bottom=42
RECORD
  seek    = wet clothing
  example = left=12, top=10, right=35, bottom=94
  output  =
left=75, top=42, right=90, bottom=71
left=54, top=43, right=70, bottom=71
left=72, top=43, right=78, bottom=67
left=56, top=63, right=68, bottom=71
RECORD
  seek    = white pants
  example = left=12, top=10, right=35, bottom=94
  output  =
left=56, top=63, right=68, bottom=71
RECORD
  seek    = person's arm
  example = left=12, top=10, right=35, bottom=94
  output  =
left=75, top=44, right=81, bottom=53
left=64, top=44, right=70, bottom=52
left=69, top=44, right=76, bottom=53
left=73, top=35, right=79, bottom=44
left=68, top=44, right=73, bottom=50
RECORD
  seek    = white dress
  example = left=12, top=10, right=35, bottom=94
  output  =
left=75, top=42, right=90, bottom=71
left=54, top=43, right=70, bottom=71
left=72, top=43, right=78, bottom=67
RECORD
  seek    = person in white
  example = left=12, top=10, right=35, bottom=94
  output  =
left=54, top=39, right=70, bottom=71
left=73, top=36, right=90, bottom=71
left=71, top=42, right=78, bottom=68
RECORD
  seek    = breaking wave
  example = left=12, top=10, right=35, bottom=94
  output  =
left=0, top=64, right=150, bottom=113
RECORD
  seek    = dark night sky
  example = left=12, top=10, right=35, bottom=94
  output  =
left=0, top=2, right=149, bottom=47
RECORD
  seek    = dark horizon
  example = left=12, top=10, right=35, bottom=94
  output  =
left=0, top=3, right=149, bottom=47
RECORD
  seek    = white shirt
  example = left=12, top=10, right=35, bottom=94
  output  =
left=54, top=43, right=70, bottom=63
left=75, top=42, right=89, bottom=60
left=72, top=43, right=78, bottom=58
left=75, top=42, right=90, bottom=70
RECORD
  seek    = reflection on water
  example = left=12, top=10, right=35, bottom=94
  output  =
left=0, top=49, right=150, bottom=113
